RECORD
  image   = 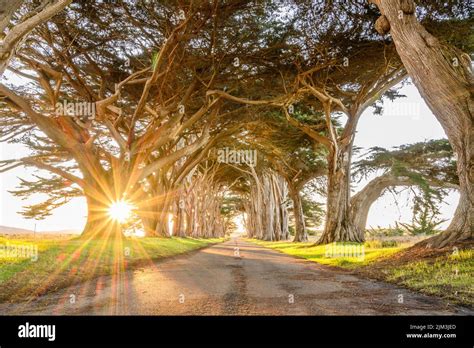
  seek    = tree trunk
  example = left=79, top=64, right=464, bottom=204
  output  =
left=371, top=0, right=473, bottom=247
left=350, top=173, right=458, bottom=233
left=350, top=173, right=414, bottom=232
left=262, top=174, right=274, bottom=241
left=317, top=147, right=364, bottom=244
left=185, top=207, right=193, bottom=236
left=272, top=174, right=289, bottom=241
left=175, top=199, right=187, bottom=237
left=137, top=208, right=170, bottom=237
left=155, top=190, right=172, bottom=237
left=289, top=186, right=308, bottom=242
left=81, top=195, right=123, bottom=240
left=280, top=178, right=290, bottom=240
left=136, top=204, right=169, bottom=237
left=244, top=171, right=290, bottom=241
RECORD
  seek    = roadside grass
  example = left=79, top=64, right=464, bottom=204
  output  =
left=386, top=249, right=473, bottom=306
left=0, top=236, right=223, bottom=302
left=249, top=238, right=473, bottom=306
left=248, top=239, right=405, bottom=268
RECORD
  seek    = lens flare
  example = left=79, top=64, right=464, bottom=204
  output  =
left=108, top=200, right=133, bottom=223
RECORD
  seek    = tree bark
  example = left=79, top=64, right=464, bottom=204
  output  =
left=317, top=146, right=364, bottom=244
left=280, top=199, right=290, bottom=240
left=370, top=0, right=473, bottom=247
left=350, top=173, right=459, bottom=232
left=262, top=174, right=274, bottom=241
left=81, top=194, right=123, bottom=240
left=244, top=171, right=290, bottom=241
left=0, top=0, right=71, bottom=77
left=350, top=173, right=415, bottom=232
left=273, top=175, right=289, bottom=241
left=289, top=186, right=308, bottom=242
left=136, top=204, right=170, bottom=237
left=0, top=0, right=23, bottom=34
left=174, top=199, right=187, bottom=237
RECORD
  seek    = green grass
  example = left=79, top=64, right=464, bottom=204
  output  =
left=249, top=239, right=405, bottom=268
left=387, top=249, right=474, bottom=306
left=0, top=236, right=223, bottom=302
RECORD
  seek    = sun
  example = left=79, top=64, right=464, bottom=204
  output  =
left=108, top=200, right=133, bottom=223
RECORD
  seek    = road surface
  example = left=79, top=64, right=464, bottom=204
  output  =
left=1, top=238, right=472, bottom=315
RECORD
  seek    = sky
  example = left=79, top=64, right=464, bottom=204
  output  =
left=351, top=82, right=457, bottom=230
left=0, top=74, right=457, bottom=232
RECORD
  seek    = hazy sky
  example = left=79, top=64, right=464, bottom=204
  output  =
left=353, top=82, right=456, bottom=230
left=0, top=75, right=457, bottom=232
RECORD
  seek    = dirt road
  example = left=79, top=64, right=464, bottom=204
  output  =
left=1, top=238, right=472, bottom=315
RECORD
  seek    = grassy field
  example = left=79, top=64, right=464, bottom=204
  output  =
left=0, top=236, right=224, bottom=303
left=249, top=238, right=473, bottom=306
left=249, top=239, right=406, bottom=268
left=386, top=249, right=473, bottom=306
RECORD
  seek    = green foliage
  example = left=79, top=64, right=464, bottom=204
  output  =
left=220, top=195, right=243, bottom=217
left=288, top=225, right=295, bottom=236
left=397, top=206, right=446, bottom=236
left=9, top=175, right=82, bottom=220
left=354, top=139, right=456, bottom=234
left=353, top=139, right=457, bottom=184
left=301, top=193, right=324, bottom=227
left=395, top=178, right=447, bottom=236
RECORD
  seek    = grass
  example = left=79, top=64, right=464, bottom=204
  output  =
left=0, top=236, right=224, bottom=303
left=249, top=239, right=405, bottom=268
left=387, top=249, right=473, bottom=306
left=249, top=238, right=473, bottom=307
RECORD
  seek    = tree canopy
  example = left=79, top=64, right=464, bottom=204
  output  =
left=0, top=0, right=471, bottom=247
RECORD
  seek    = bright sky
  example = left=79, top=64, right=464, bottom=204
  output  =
left=0, top=74, right=458, bottom=232
left=352, top=82, right=457, bottom=230
left=0, top=72, right=87, bottom=232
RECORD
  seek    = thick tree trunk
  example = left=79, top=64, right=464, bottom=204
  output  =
left=262, top=174, right=274, bottom=241
left=317, top=147, right=364, bottom=244
left=155, top=190, right=172, bottom=237
left=350, top=173, right=458, bottom=233
left=137, top=207, right=169, bottom=237
left=289, top=186, right=308, bottom=242
left=350, top=173, right=414, bottom=232
left=244, top=171, right=290, bottom=241
left=137, top=182, right=170, bottom=237
left=273, top=176, right=289, bottom=241
left=280, top=202, right=290, bottom=240
left=81, top=195, right=123, bottom=240
left=371, top=0, right=473, bottom=247
left=185, top=208, right=193, bottom=236
left=174, top=199, right=187, bottom=237
left=141, top=216, right=158, bottom=237
left=137, top=208, right=170, bottom=237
